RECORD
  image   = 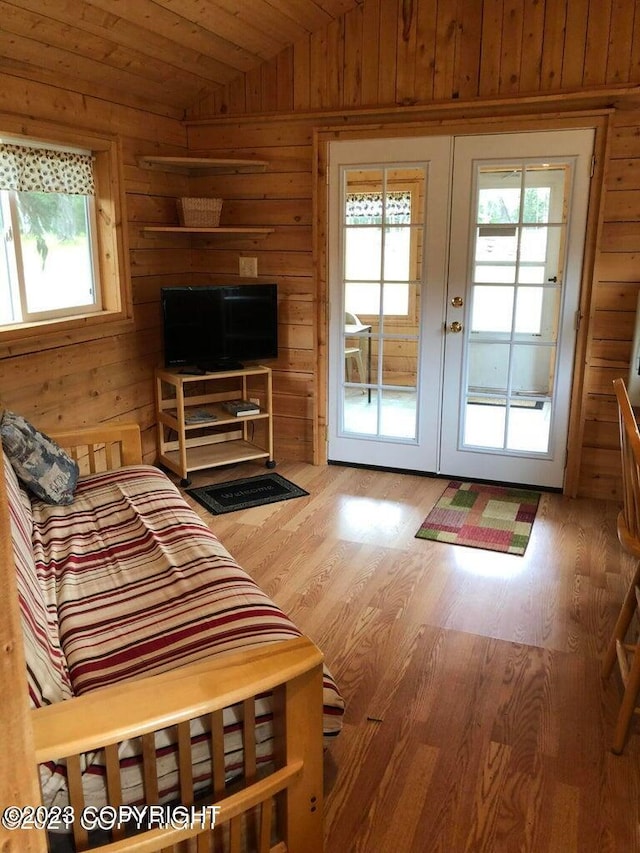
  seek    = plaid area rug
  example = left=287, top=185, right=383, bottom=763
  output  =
left=415, top=480, right=541, bottom=555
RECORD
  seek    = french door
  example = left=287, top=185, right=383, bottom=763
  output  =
left=327, top=136, right=451, bottom=471
left=327, top=128, right=594, bottom=489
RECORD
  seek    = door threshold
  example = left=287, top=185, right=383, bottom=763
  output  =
left=327, top=459, right=441, bottom=479
left=327, top=459, right=561, bottom=492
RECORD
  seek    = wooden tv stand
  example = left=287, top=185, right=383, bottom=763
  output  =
left=155, top=365, right=275, bottom=485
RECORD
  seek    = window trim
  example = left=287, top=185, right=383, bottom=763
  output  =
left=0, top=118, right=132, bottom=355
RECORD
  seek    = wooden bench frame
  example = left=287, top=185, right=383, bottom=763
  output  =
left=0, top=423, right=325, bottom=853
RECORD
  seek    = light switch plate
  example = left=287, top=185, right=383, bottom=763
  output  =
left=239, top=257, right=258, bottom=277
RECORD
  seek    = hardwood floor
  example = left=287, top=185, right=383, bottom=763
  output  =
left=182, top=461, right=640, bottom=852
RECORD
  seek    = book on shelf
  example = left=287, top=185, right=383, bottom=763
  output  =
left=222, top=399, right=260, bottom=416
left=184, top=408, right=217, bottom=424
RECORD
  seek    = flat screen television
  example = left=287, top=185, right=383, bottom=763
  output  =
left=161, top=283, right=278, bottom=372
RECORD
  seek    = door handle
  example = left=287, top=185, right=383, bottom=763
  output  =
left=448, top=321, right=463, bottom=333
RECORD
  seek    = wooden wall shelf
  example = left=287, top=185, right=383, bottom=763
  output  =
left=139, top=156, right=273, bottom=237
left=138, top=156, right=269, bottom=174
left=142, top=225, right=274, bottom=238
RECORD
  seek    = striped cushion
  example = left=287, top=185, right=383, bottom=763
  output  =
left=30, top=464, right=344, bottom=809
left=4, top=450, right=73, bottom=709
left=32, top=466, right=306, bottom=690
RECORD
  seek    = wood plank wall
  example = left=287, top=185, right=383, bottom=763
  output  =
left=184, top=0, right=640, bottom=499
left=582, top=109, right=640, bottom=499
left=188, top=128, right=316, bottom=462
left=0, top=74, right=190, bottom=462
left=1, top=1, right=640, bottom=494
left=189, top=0, right=640, bottom=118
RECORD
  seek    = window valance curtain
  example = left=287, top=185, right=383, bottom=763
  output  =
left=0, top=143, right=95, bottom=195
left=345, top=191, right=411, bottom=224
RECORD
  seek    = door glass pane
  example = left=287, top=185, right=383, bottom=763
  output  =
left=344, top=330, right=369, bottom=387
left=514, top=287, right=544, bottom=334
left=341, top=163, right=426, bottom=443
left=520, top=225, right=548, bottom=262
left=384, top=191, right=412, bottom=224
left=345, top=228, right=382, bottom=280
left=381, top=388, right=417, bottom=437
left=345, top=169, right=383, bottom=222
left=387, top=168, right=425, bottom=225
left=344, top=389, right=378, bottom=435
left=522, top=184, right=551, bottom=223
left=511, top=345, right=556, bottom=396
left=381, top=280, right=410, bottom=315
left=478, top=177, right=521, bottom=222
left=467, top=342, right=510, bottom=394
left=380, top=338, right=419, bottom=387
left=474, top=264, right=517, bottom=284
left=346, top=282, right=380, bottom=318
left=517, top=265, right=546, bottom=284
left=476, top=225, right=518, bottom=259
left=464, top=399, right=506, bottom=448
left=515, top=287, right=561, bottom=341
left=474, top=225, right=517, bottom=283
left=383, top=226, right=411, bottom=282
left=471, top=286, right=514, bottom=333
left=507, top=401, right=551, bottom=452
left=523, top=164, right=570, bottom=224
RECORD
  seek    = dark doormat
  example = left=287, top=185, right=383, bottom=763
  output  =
left=187, top=473, right=309, bottom=515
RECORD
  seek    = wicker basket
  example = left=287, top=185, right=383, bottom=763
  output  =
left=177, top=197, right=223, bottom=227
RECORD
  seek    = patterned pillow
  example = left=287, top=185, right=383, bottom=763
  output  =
left=0, top=410, right=78, bottom=505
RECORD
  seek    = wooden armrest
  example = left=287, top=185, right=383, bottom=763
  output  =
left=48, top=422, right=143, bottom=467
left=31, top=635, right=326, bottom=853
left=32, top=636, right=323, bottom=762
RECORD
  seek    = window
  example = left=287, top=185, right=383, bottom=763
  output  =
left=0, top=124, right=131, bottom=350
left=0, top=140, right=100, bottom=325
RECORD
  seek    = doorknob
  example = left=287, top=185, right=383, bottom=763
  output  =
left=450, top=296, right=464, bottom=307
left=449, top=321, right=463, bottom=333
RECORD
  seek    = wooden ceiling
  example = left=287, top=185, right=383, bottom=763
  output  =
left=1, top=0, right=360, bottom=117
